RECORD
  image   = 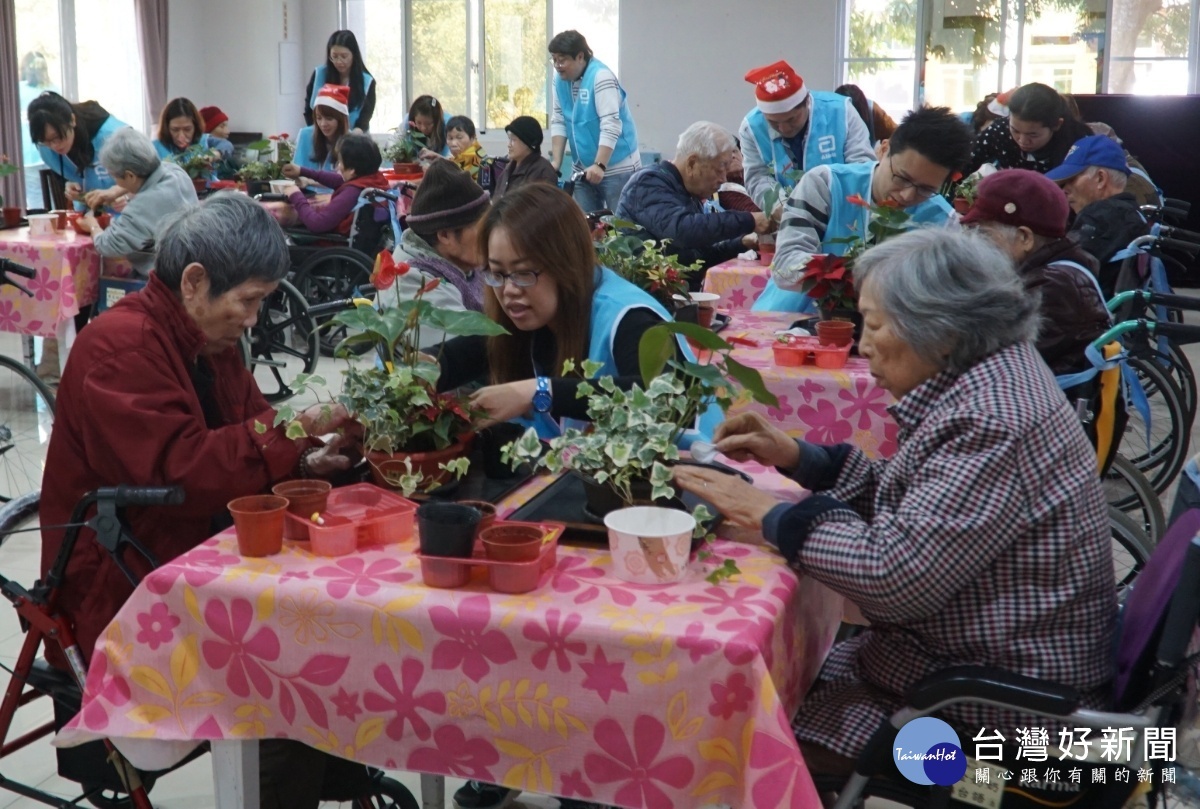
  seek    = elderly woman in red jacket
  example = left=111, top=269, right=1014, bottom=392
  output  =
left=40, top=192, right=360, bottom=807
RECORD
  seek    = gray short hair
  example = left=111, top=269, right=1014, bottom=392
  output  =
left=156, top=192, right=290, bottom=296
left=854, top=227, right=1039, bottom=373
left=1085, top=165, right=1128, bottom=191
left=675, top=121, right=735, bottom=161
left=99, top=127, right=161, bottom=179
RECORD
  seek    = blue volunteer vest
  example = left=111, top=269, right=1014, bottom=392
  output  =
left=38, top=114, right=127, bottom=207
left=745, top=91, right=850, bottom=193
left=294, top=126, right=337, bottom=173
left=309, top=65, right=375, bottom=129
left=752, top=161, right=954, bottom=312
left=554, top=58, right=638, bottom=167
left=524, top=267, right=721, bottom=446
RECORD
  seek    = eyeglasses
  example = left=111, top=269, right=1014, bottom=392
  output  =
left=888, top=162, right=941, bottom=199
left=549, top=55, right=573, bottom=67
left=482, top=269, right=540, bottom=288
left=38, top=127, right=71, bottom=148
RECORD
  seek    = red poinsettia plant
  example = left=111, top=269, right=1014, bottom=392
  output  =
left=799, top=193, right=914, bottom=314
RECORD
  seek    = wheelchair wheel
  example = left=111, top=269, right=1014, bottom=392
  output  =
left=354, top=775, right=420, bottom=809
left=0, top=356, right=54, bottom=506
left=292, top=247, right=375, bottom=357
left=1122, top=355, right=1189, bottom=494
left=1110, top=505, right=1153, bottom=593
left=1102, top=453, right=1166, bottom=545
left=82, top=777, right=156, bottom=809
left=243, top=279, right=319, bottom=404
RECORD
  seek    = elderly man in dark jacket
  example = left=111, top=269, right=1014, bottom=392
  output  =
left=615, top=121, right=770, bottom=280
left=963, top=169, right=1110, bottom=377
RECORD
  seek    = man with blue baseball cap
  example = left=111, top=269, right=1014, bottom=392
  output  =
left=1047, top=134, right=1148, bottom=297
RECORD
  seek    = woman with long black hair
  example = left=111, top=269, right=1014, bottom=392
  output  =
left=304, top=30, right=376, bottom=131
left=28, top=91, right=127, bottom=212
left=968, top=82, right=1094, bottom=175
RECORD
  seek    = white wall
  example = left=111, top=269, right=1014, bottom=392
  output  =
left=619, top=1, right=840, bottom=157
left=166, top=0, right=843, bottom=152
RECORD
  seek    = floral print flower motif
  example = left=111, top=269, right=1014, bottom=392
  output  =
left=0, top=300, right=21, bottom=331
left=838, top=377, right=891, bottom=430
left=797, top=398, right=853, bottom=445
left=551, top=555, right=606, bottom=594
left=312, top=557, right=411, bottom=599
left=676, top=621, right=720, bottom=663
left=522, top=609, right=586, bottom=673
left=362, top=658, right=446, bottom=741
left=446, top=682, right=478, bottom=718
left=145, top=545, right=241, bottom=595
left=331, top=687, right=362, bottom=722
left=584, top=715, right=695, bottom=807
left=200, top=597, right=281, bottom=699
left=748, top=709, right=812, bottom=809
left=560, top=770, right=592, bottom=798
left=429, top=594, right=517, bottom=682
left=407, top=724, right=498, bottom=782
left=279, top=588, right=337, bottom=643
left=135, top=602, right=180, bottom=650
left=766, top=394, right=795, bottom=422
left=26, top=267, right=60, bottom=302
left=709, top=672, right=753, bottom=720
left=579, top=647, right=627, bottom=704
left=686, top=585, right=772, bottom=618
left=80, top=651, right=130, bottom=731
left=729, top=288, right=749, bottom=309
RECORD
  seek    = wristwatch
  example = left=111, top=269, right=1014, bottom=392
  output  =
left=533, top=376, right=552, bottom=413
left=595, top=161, right=607, bottom=172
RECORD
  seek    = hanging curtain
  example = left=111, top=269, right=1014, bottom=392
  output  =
left=0, top=0, right=25, bottom=208
left=134, top=0, right=168, bottom=127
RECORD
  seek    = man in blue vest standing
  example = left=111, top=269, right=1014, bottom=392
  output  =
left=548, top=30, right=640, bottom=214
left=753, top=106, right=973, bottom=313
left=739, top=60, right=874, bottom=220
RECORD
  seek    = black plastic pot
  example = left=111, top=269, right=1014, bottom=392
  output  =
left=416, top=502, right=482, bottom=558
left=578, top=473, right=685, bottom=521
left=672, top=302, right=699, bottom=324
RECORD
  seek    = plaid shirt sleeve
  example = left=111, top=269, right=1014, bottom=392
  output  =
left=794, top=411, right=1027, bottom=622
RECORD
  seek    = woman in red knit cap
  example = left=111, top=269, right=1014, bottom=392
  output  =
left=200, top=105, right=229, bottom=140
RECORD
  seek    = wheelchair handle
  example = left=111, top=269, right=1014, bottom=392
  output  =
left=1109, top=289, right=1200, bottom=314
left=0, top=258, right=36, bottom=280
left=1148, top=320, right=1200, bottom=345
left=95, top=485, right=185, bottom=508
left=1159, top=225, right=1200, bottom=244
left=1159, top=237, right=1200, bottom=257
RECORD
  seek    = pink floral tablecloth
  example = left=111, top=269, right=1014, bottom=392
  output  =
left=702, top=257, right=772, bottom=310
left=723, top=311, right=897, bottom=458
left=0, top=228, right=130, bottom=338
left=60, top=467, right=845, bottom=809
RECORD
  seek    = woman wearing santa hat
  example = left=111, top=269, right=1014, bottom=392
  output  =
left=304, top=30, right=375, bottom=132
left=293, top=84, right=351, bottom=187
left=738, top=60, right=874, bottom=219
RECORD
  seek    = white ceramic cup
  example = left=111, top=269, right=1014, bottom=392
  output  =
left=27, top=213, right=56, bottom=237
left=604, top=506, right=695, bottom=584
left=689, top=292, right=721, bottom=307
left=269, top=179, right=293, bottom=195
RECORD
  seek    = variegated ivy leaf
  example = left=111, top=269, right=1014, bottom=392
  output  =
left=561, top=358, right=577, bottom=375
left=581, top=359, right=602, bottom=377
left=605, top=441, right=633, bottom=467
left=576, top=381, right=595, bottom=399
left=651, top=483, right=674, bottom=501
left=253, top=420, right=268, bottom=434
left=284, top=420, right=308, bottom=440
left=649, top=462, right=673, bottom=488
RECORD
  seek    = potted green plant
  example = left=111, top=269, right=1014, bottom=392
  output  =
left=383, top=126, right=428, bottom=175
left=952, top=164, right=995, bottom=215
left=594, top=222, right=702, bottom=320
left=166, top=144, right=221, bottom=194
left=0, top=156, right=21, bottom=227
left=276, top=260, right=508, bottom=496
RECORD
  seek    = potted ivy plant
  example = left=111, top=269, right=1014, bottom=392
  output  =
left=383, top=126, right=428, bottom=176
left=312, top=260, right=507, bottom=495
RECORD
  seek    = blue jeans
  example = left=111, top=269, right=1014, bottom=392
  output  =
left=572, top=169, right=633, bottom=214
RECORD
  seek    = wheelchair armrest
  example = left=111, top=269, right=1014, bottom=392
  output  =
left=906, top=665, right=1081, bottom=717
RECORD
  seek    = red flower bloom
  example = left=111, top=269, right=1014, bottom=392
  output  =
left=846, top=193, right=871, bottom=208
left=420, top=278, right=441, bottom=294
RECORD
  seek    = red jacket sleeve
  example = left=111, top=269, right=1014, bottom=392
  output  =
left=75, top=350, right=304, bottom=521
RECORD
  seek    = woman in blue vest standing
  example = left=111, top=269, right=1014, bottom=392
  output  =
left=754, top=106, right=974, bottom=313
left=28, top=91, right=127, bottom=213
left=547, top=30, right=640, bottom=214
left=153, top=98, right=234, bottom=184
left=432, top=183, right=719, bottom=444
left=304, top=30, right=375, bottom=132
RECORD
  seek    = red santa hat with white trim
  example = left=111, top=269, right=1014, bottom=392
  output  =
left=315, top=83, right=350, bottom=117
left=744, top=60, right=808, bottom=114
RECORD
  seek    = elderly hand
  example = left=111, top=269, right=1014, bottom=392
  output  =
left=80, top=211, right=100, bottom=236
left=751, top=211, right=772, bottom=234
left=64, top=182, right=83, bottom=203
left=418, top=147, right=442, bottom=163
left=469, top=380, right=537, bottom=428
left=713, top=412, right=800, bottom=470
left=280, top=163, right=302, bottom=180
left=295, top=403, right=353, bottom=437
left=673, top=466, right=780, bottom=535
left=84, top=186, right=123, bottom=211
left=741, top=232, right=759, bottom=249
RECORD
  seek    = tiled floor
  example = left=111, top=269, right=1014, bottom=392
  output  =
left=1, top=319, right=1198, bottom=808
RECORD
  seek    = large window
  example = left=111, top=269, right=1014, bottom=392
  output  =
left=841, top=0, right=1199, bottom=118
left=357, top=0, right=617, bottom=136
left=14, top=0, right=147, bottom=210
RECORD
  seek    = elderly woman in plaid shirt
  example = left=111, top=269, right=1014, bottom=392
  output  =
left=675, top=227, right=1116, bottom=776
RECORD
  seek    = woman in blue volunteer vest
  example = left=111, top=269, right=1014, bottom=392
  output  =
left=304, top=30, right=375, bottom=132
left=28, top=91, right=127, bottom=213
left=754, top=106, right=974, bottom=313
left=292, top=84, right=350, bottom=192
left=738, top=60, right=875, bottom=214
left=153, top=98, right=234, bottom=183
left=547, top=29, right=640, bottom=213
left=433, top=183, right=719, bottom=443
left=408, top=95, right=451, bottom=159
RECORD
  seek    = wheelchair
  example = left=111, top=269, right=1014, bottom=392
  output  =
left=816, top=507, right=1200, bottom=808
left=276, top=185, right=414, bottom=358
left=0, top=489, right=418, bottom=809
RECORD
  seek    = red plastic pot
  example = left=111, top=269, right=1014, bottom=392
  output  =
left=368, top=435, right=474, bottom=492
left=816, top=320, right=854, bottom=347
left=480, top=524, right=544, bottom=562
left=310, top=514, right=357, bottom=556
left=457, top=500, right=498, bottom=536
left=2, top=207, right=21, bottom=228
left=228, top=495, right=288, bottom=557
left=273, top=480, right=332, bottom=540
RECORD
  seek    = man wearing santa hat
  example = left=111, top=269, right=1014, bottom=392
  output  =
left=738, top=60, right=874, bottom=218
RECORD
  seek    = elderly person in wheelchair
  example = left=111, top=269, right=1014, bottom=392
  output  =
left=40, top=193, right=364, bottom=807
left=674, top=228, right=1117, bottom=789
